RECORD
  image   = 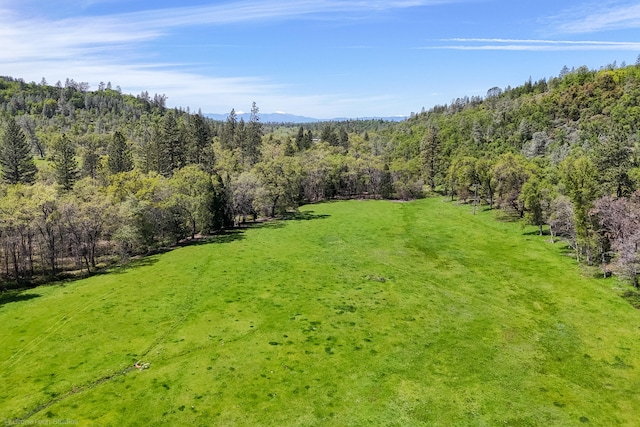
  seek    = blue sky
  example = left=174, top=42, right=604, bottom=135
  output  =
left=2, top=0, right=640, bottom=118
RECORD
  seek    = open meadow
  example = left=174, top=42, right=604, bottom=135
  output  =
left=1, top=199, right=639, bottom=426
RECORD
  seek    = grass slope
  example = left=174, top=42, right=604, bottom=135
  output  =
left=1, top=199, right=639, bottom=426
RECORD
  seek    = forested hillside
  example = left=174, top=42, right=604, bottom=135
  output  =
left=1, top=62, right=640, bottom=289
left=402, top=63, right=640, bottom=288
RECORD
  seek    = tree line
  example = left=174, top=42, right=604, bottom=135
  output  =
left=2, top=62, right=640, bottom=288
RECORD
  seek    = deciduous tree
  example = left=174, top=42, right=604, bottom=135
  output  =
left=560, top=155, right=600, bottom=263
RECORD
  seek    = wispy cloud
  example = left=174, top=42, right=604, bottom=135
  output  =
left=1, top=0, right=449, bottom=116
left=548, top=1, right=640, bottom=34
left=424, top=38, right=640, bottom=51
left=0, top=0, right=460, bottom=65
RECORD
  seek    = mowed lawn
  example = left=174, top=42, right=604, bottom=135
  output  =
left=1, top=199, right=639, bottom=426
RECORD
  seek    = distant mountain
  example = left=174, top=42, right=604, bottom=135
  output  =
left=204, top=112, right=407, bottom=124
left=204, top=112, right=318, bottom=123
left=330, top=116, right=408, bottom=122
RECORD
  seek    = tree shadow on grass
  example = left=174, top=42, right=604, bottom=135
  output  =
left=281, top=211, right=330, bottom=221
left=0, top=290, right=40, bottom=308
left=522, top=229, right=547, bottom=237
left=240, top=210, right=330, bottom=231
left=494, top=210, right=522, bottom=223
left=622, top=289, right=640, bottom=310
left=0, top=213, right=323, bottom=293
left=108, top=256, right=161, bottom=275
left=556, top=243, right=576, bottom=258
left=177, top=229, right=246, bottom=247
left=111, top=230, right=247, bottom=274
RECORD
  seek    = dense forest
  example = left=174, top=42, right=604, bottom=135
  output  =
left=1, top=62, right=640, bottom=289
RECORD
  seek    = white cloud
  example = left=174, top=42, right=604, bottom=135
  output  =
left=127, top=0, right=463, bottom=28
left=548, top=2, right=640, bottom=34
left=0, top=0, right=458, bottom=116
left=0, top=0, right=468, bottom=59
left=426, top=38, right=640, bottom=51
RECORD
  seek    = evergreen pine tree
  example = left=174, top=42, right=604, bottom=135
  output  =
left=221, top=109, right=237, bottom=149
left=80, top=137, right=101, bottom=179
left=295, top=126, right=305, bottom=151
left=244, top=102, right=263, bottom=166
left=187, top=113, right=211, bottom=165
left=0, top=117, right=37, bottom=184
left=107, top=131, right=134, bottom=174
left=420, top=125, right=441, bottom=192
left=51, top=134, right=78, bottom=191
left=158, top=111, right=185, bottom=176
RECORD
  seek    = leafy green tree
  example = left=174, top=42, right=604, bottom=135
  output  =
left=559, top=155, right=600, bottom=263
left=0, top=185, right=37, bottom=278
left=30, top=183, right=61, bottom=274
left=520, top=175, right=553, bottom=235
left=492, top=152, right=531, bottom=216
left=107, top=170, right=170, bottom=248
left=107, top=131, right=133, bottom=175
left=548, top=195, right=575, bottom=245
left=447, top=155, right=478, bottom=203
left=475, top=157, right=496, bottom=209
left=253, top=143, right=303, bottom=216
left=170, top=165, right=215, bottom=239
left=300, top=147, right=334, bottom=201
left=592, top=134, right=634, bottom=197
left=390, top=157, right=423, bottom=200
left=0, top=117, right=37, bottom=184
left=51, top=134, right=79, bottom=191
left=60, top=179, right=116, bottom=271
left=232, top=171, right=260, bottom=223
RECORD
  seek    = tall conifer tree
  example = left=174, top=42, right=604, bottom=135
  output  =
left=51, top=134, right=78, bottom=191
left=0, top=117, right=37, bottom=184
left=244, top=102, right=262, bottom=166
left=107, top=131, right=134, bottom=174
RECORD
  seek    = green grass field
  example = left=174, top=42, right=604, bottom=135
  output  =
left=1, top=199, right=639, bottom=426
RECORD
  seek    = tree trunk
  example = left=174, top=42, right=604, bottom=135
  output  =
left=27, top=233, right=34, bottom=277
left=81, top=246, right=91, bottom=274
left=270, top=195, right=280, bottom=218
left=50, top=238, right=56, bottom=274
left=90, top=241, right=97, bottom=268
left=4, top=244, right=9, bottom=277
left=11, top=242, right=19, bottom=280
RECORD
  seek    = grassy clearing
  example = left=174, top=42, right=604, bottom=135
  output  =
left=1, top=199, right=639, bottom=426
